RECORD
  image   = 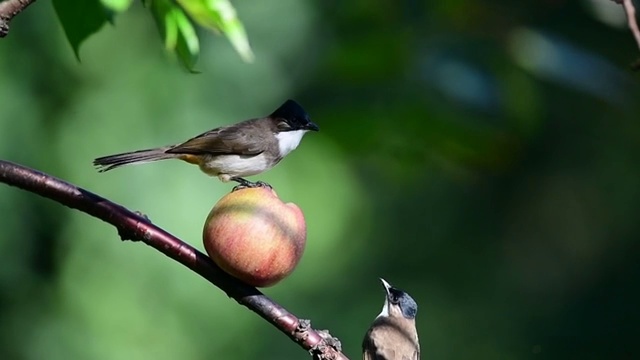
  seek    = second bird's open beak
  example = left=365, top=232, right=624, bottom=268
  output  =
left=380, top=278, right=392, bottom=296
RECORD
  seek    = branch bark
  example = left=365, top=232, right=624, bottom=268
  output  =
left=0, top=0, right=37, bottom=37
left=0, top=160, right=349, bottom=360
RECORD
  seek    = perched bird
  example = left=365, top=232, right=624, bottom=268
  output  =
left=93, top=99, right=319, bottom=187
left=362, top=278, right=420, bottom=360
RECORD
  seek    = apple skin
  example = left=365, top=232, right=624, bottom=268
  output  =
left=202, top=187, right=307, bottom=287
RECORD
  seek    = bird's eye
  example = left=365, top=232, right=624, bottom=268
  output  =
left=390, top=295, right=400, bottom=304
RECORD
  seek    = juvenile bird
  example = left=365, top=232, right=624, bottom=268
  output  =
left=362, top=278, right=420, bottom=360
left=93, top=99, right=318, bottom=188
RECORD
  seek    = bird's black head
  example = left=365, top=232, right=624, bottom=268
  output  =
left=381, top=278, right=418, bottom=320
left=271, top=99, right=319, bottom=132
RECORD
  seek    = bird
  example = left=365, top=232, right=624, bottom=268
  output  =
left=93, top=99, right=319, bottom=188
left=362, top=278, right=420, bottom=360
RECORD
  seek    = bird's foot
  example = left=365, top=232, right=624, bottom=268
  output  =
left=254, top=181, right=273, bottom=189
left=231, top=178, right=272, bottom=192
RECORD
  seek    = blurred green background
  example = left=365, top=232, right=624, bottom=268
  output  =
left=2, top=0, right=640, bottom=359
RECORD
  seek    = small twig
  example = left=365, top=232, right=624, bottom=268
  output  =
left=0, top=0, right=37, bottom=37
left=611, top=0, right=640, bottom=69
left=0, top=160, right=349, bottom=360
left=622, top=0, right=640, bottom=48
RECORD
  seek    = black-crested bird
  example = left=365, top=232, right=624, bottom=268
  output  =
left=362, top=278, right=420, bottom=360
left=93, top=99, right=319, bottom=188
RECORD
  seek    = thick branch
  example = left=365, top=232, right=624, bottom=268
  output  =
left=0, top=160, right=348, bottom=360
left=0, top=0, right=37, bottom=37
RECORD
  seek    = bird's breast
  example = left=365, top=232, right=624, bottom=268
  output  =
left=198, top=153, right=273, bottom=177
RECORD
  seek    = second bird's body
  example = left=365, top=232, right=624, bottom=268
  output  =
left=363, top=279, right=420, bottom=360
left=93, top=99, right=318, bottom=186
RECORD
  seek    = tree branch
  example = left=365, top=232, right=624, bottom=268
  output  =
left=0, top=160, right=349, bottom=360
left=0, top=0, right=37, bottom=37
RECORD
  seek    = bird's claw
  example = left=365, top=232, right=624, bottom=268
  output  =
left=232, top=184, right=247, bottom=192
left=255, top=181, right=272, bottom=189
left=231, top=178, right=272, bottom=192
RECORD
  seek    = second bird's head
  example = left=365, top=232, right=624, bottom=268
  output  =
left=377, top=278, right=418, bottom=320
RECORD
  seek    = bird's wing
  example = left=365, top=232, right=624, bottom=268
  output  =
left=363, top=348, right=391, bottom=360
left=362, top=328, right=398, bottom=360
left=362, top=340, right=398, bottom=360
left=166, top=120, right=269, bottom=156
left=363, top=348, right=418, bottom=360
left=362, top=320, right=420, bottom=360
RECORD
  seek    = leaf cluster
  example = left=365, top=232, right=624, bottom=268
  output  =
left=52, top=0, right=253, bottom=71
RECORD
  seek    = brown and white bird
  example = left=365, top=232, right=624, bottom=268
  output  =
left=93, top=99, right=319, bottom=188
left=362, top=278, right=420, bottom=360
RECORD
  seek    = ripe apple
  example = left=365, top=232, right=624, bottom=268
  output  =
left=202, top=186, right=307, bottom=287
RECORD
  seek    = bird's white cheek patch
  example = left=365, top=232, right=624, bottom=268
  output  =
left=276, top=130, right=307, bottom=157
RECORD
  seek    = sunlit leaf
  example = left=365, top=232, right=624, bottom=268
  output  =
left=164, top=11, right=179, bottom=50
left=149, top=0, right=177, bottom=49
left=149, top=0, right=200, bottom=72
left=177, top=0, right=254, bottom=62
left=173, top=8, right=200, bottom=72
left=52, top=0, right=110, bottom=60
left=100, top=0, right=133, bottom=13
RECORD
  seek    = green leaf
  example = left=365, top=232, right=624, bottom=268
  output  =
left=149, top=0, right=177, bottom=49
left=52, top=0, right=110, bottom=61
left=100, top=0, right=134, bottom=13
left=177, top=0, right=254, bottom=62
left=173, top=8, right=200, bottom=72
left=149, top=0, right=200, bottom=72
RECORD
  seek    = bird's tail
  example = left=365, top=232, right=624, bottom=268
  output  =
left=93, top=147, right=177, bottom=172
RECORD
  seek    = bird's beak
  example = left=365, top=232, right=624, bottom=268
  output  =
left=305, top=121, right=320, bottom=132
left=379, top=278, right=392, bottom=296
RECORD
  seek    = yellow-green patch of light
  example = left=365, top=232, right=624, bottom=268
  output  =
left=100, top=0, right=133, bottom=13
